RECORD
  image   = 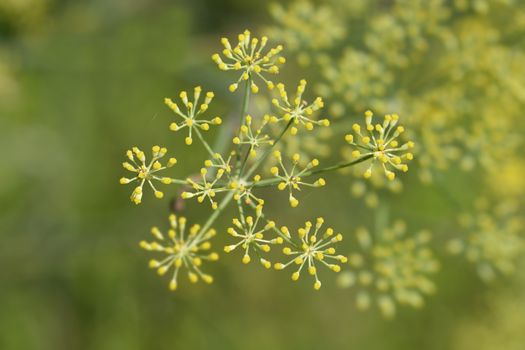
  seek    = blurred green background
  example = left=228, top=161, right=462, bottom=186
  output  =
left=1, top=0, right=524, bottom=349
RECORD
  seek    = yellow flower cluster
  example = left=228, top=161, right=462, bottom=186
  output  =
left=165, top=86, right=222, bottom=145
left=345, top=111, right=414, bottom=181
left=181, top=167, right=228, bottom=210
left=139, top=214, right=219, bottom=291
left=119, top=146, right=177, bottom=204
left=232, top=114, right=277, bottom=157
left=274, top=218, right=346, bottom=290
left=212, top=29, right=285, bottom=93
left=120, top=29, right=416, bottom=293
left=224, top=206, right=283, bottom=268
left=272, top=79, right=329, bottom=135
left=270, top=151, right=325, bottom=207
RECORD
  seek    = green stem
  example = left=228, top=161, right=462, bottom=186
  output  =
left=192, top=190, right=235, bottom=246
left=240, top=78, right=251, bottom=128
left=235, top=79, right=252, bottom=176
left=194, top=128, right=216, bottom=159
left=250, top=154, right=374, bottom=188
left=237, top=198, right=247, bottom=225
left=238, top=145, right=253, bottom=177
left=165, top=178, right=189, bottom=185
left=307, top=154, right=374, bottom=175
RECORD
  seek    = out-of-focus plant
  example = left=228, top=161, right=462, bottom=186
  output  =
left=268, top=0, right=525, bottom=183
left=337, top=221, right=439, bottom=318
left=0, top=52, right=18, bottom=104
left=448, top=198, right=524, bottom=282
left=0, top=0, right=51, bottom=106
left=0, top=0, right=49, bottom=34
left=266, top=0, right=525, bottom=317
left=119, top=29, right=416, bottom=291
left=452, top=271, right=525, bottom=350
